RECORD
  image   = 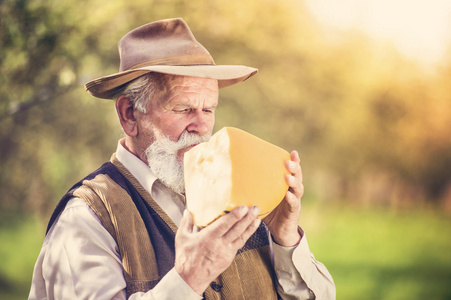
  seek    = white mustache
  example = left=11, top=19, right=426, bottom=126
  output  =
left=144, top=131, right=211, bottom=194
left=149, top=131, right=211, bottom=156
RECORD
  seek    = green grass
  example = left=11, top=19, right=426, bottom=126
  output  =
left=0, top=212, right=45, bottom=300
left=302, top=203, right=451, bottom=300
left=1, top=205, right=450, bottom=300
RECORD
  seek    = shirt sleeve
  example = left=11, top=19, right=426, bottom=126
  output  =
left=37, top=198, right=201, bottom=300
left=271, top=228, right=336, bottom=300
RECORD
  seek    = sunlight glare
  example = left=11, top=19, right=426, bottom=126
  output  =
left=304, top=0, right=451, bottom=65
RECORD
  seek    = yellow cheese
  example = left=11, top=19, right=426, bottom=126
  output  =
left=184, top=127, right=291, bottom=226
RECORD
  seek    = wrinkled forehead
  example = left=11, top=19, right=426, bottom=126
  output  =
left=155, top=75, right=219, bottom=107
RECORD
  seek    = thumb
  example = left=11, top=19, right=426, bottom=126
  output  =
left=179, top=209, right=194, bottom=234
left=176, top=210, right=193, bottom=247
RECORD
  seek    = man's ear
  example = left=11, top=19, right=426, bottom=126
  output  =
left=116, top=95, right=138, bottom=137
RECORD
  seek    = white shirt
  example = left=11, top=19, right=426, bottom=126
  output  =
left=29, top=140, right=335, bottom=300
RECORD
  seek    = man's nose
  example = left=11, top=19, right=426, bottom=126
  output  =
left=186, top=110, right=212, bottom=135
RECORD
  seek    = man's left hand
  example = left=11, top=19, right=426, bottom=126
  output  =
left=263, top=150, right=303, bottom=247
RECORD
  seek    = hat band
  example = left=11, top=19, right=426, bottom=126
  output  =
left=124, top=54, right=215, bottom=71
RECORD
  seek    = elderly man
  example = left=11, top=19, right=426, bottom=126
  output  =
left=29, top=18, right=335, bottom=299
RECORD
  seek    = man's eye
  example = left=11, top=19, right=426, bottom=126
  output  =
left=174, top=108, right=191, bottom=113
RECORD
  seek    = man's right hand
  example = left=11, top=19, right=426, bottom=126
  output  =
left=174, top=206, right=261, bottom=295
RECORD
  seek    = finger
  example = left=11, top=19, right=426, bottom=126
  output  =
left=223, top=206, right=260, bottom=245
left=291, top=150, right=300, bottom=164
left=207, top=206, right=250, bottom=237
left=288, top=179, right=304, bottom=199
left=285, top=151, right=302, bottom=178
left=285, top=168, right=303, bottom=185
left=285, top=173, right=301, bottom=188
left=285, top=160, right=301, bottom=175
left=230, top=217, right=261, bottom=249
left=285, top=189, right=303, bottom=209
left=179, top=210, right=194, bottom=235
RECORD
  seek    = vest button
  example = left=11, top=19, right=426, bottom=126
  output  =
left=210, top=282, right=223, bottom=292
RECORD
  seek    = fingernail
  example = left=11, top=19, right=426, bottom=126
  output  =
left=254, top=218, right=261, bottom=227
left=251, top=206, right=260, bottom=216
left=183, top=210, right=193, bottom=221
left=237, top=206, right=248, bottom=217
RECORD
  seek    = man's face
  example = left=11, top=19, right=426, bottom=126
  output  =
left=140, top=75, right=219, bottom=162
left=132, top=75, right=218, bottom=193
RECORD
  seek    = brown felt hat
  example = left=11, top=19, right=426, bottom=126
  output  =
left=85, top=18, right=258, bottom=99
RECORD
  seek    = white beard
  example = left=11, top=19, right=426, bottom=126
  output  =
left=145, top=130, right=211, bottom=194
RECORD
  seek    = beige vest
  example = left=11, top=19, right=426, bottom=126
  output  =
left=73, top=154, right=278, bottom=299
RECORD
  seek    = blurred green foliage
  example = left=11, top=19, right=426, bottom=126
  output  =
left=1, top=0, right=451, bottom=218
left=1, top=0, right=451, bottom=298
left=2, top=0, right=451, bottom=214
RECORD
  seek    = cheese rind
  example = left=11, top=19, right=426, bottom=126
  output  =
left=184, top=127, right=291, bottom=226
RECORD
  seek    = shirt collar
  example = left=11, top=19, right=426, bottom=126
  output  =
left=115, top=139, right=158, bottom=195
left=115, top=139, right=187, bottom=226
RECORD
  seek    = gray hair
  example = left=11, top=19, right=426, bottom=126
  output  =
left=120, top=73, right=170, bottom=113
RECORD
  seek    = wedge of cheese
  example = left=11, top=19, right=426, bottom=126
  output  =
left=184, top=127, right=291, bottom=226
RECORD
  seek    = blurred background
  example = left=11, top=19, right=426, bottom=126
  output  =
left=1, top=0, right=451, bottom=299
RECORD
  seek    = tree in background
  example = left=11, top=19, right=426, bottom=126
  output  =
left=0, top=0, right=121, bottom=216
left=1, top=0, right=451, bottom=218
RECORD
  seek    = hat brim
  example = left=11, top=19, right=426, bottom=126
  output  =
left=85, top=65, right=258, bottom=99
